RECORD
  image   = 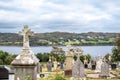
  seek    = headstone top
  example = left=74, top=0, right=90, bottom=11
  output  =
left=73, top=47, right=83, bottom=59
left=49, top=56, right=52, bottom=62
left=65, top=45, right=74, bottom=56
left=19, top=25, right=34, bottom=49
left=108, top=55, right=111, bottom=61
left=84, top=56, right=88, bottom=64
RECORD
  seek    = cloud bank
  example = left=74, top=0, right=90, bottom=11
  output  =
left=0, top=0, right=120, bottom=33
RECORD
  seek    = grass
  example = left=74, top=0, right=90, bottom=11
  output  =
left=110, top=70, right=120, bottom=78
left=87, top=78, right=120, bottom=80
left=37, top=66, right=120, bottom=80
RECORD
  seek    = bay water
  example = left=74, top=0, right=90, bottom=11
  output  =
left=0, top=46, right=114, bottom=57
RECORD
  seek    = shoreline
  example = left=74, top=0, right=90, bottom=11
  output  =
left=0, top=44, right=115, bottom=47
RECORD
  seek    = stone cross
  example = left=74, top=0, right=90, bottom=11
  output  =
left=19, top=25, right=34, bottom=49
left=66, top=45, right=72, bottom=50
left=73, top=47, right=83, bottom=60
left=72, top=47, right=85, bottom=78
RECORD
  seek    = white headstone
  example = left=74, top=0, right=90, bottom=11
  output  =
left=95, top=56, right=103, bottom=73
left=53, top=59, right=58, bottom=70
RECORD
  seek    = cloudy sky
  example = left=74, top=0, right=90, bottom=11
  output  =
left=0, top=0, right=120, bottom=33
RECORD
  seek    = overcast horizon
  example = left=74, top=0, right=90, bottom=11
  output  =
left=0, top=0, right=120, bottom=33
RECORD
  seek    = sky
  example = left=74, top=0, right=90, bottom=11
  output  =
left=0, top=0, right=120, bottom=33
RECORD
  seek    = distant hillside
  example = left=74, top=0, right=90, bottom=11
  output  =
left=0, top=32, right=118, bottom=46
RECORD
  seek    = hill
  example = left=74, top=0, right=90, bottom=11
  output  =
left=0, top=32, right=118, bottom=46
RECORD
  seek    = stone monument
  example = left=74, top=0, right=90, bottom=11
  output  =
left=46, top=61, right=52, bottom=72
left=72, top=47, right=85, bottom=79
left=11, top=25, right=39, bottom=80
left=100, top=59, right=109, bottom=78
left=84, top=56, right=88, bottom=68
left=53, top=59, right=58, bottom=71
left=60, top=62, right=64, bottom=70
left=64, top=45, right=74, bottom=76
left=65, top=45, right=74, bottom=70
left=95, top=55, right=103, bottom=73
left=40, top=63, right=43, bottom=72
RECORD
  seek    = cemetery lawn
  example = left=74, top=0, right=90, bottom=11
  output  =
left=110, top=70, right=120, bottom=78
left=37, top=69, right=120, bottom=80
left=87, top=78, right=120, bottom=80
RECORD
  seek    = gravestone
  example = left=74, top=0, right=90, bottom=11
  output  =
left=88, top=62, right=91, bottom=69
left=84, top=64, right=88, bottom=68
left=72, top=47, right=85, bottom=78
left=53, top=59, right=58, bottom=71
left=60, top=62, right=64, bottom=70
left=118, top=62, right=120, bottom=70
left=84, top=56, right=88, bottom=68
left=0, top=66, right=14, bottom=80
left=0, top=66, right=9, bottom=79
left=64, top=45, right=74, bottom=76
left=91, top=60, right=96, bottom=70
left=46, top=62, right=52, bottom=72
left=11, top=26, right=39, bottom=80
left=100, top=61, right=109, bottom=78
left=95, top=56, right=103, bottom=73
left=40, top=64, right=43, bottom=72
left=111, top=64, right=116, bottom=70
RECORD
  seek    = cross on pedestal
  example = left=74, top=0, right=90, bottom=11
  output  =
left=19, top=25, right=34, bottom=49
left=73, top=47, right=83, bottom=60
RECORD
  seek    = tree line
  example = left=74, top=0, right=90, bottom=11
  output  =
left=0, top=47, right=119, bottom=65
left=0, top=32, right=118, bottom=46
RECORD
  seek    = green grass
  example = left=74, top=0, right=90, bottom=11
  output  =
left=87, top=78, right=120, bottom=80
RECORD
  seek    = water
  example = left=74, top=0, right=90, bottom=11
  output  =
left=0, top=46, right=114, bottom=57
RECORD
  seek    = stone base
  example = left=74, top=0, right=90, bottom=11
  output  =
left=87, top=73, right=115, bottom=78
left=64, top=69, right=72, bottom=77
left=99, top=74, right=109, bottom=78
left=13, top=65, right=37, bottom=80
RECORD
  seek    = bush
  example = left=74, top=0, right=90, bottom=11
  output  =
left=54, top=75, right=66, bottom=80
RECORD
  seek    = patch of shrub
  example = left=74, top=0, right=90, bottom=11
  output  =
left=54, top=74, right=66, bottom=80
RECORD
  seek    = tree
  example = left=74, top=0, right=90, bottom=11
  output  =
left=86, top=54, right=92, bottom=63
left=36, top=53, right=49, bottom=62
left=5, top=54, right=14, bottom=65
left=115, top=33, right=120, bottom=50
left=50, top=46, right=65, bottom=62
left=0, top=50, right=15, bottom=65
left=111, top=33, right=120, bottom=62
left=104, top=53, right=111, bottom=63
left=112, top=47, right=120, bottom=62
left=0, top=51, right=8, bottom=64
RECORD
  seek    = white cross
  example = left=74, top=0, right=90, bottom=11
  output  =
left=19, top=25, right=34, bottom=49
